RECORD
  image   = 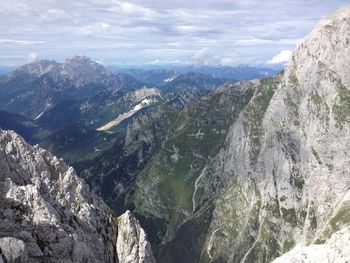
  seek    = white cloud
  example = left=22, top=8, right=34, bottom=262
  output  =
left=114, top=1, right=157, bottom=18
left=220, top=57, right=234, bottom=65
left=95, top=58, right=104, bottom=64
left=27, top=52, right=39, bottom=63
left=0, top=39, right=44, bottom=45
left=266, top=49, right=292, bottom=65
left=236, top=38, right=304, bottom=46
left=193, top=47, right=211, bottom=65
left=176, top=25, right=194, bottom=31
left=145, top=59, right=161, bottom=64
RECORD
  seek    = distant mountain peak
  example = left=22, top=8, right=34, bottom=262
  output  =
left=64, top=55, right=99, bottom=66
left=18, top=59, right=59, bottom=76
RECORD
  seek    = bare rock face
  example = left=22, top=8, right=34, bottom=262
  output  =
left=117, top=211, right=156, bottom=263
left=0, top=129, right=155, bottom=263
left=0, top=237, right=28, bottom=262
left=273, top=227, right=350, bottom=263
left=190, top=7, right=350, bottom=262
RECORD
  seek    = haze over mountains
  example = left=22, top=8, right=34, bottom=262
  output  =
left=1, top=6, right=350, bottom=263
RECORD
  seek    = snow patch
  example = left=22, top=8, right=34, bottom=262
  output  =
left=96, top=97, right=158, bottom=131
left=164, top=77, right=176, bottom=83
left=34, top=103, right=52, bottom=120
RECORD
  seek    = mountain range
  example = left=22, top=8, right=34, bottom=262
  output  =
left=1, top=6, right=350, bottom=263
left=111, top=65, right=279, bottom=86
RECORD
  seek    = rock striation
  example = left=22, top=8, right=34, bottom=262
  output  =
left=193, top=6, right=350, bottom=262
left=0, top=129, right=155, bottom=263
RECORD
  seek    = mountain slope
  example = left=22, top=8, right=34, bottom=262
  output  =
left=0, top=110, right=41, bottom=143
left=126, top=80, right=257, bottom=248
left=37, top=87, right=161, bottom=132
left=162, top=72, right=225, bottom=97
left=0, top=129, right=155, bottom=262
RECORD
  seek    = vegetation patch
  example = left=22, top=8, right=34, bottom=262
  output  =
left=284, top=95, right=300, bottom=126
left=310, top=91, right=330, bottom=128
left=243, top=77, right=278, bottom=160
left=331, top=74, right=350, bottom=128
left=311, top=147, right=322, bottom=165
left=282, top=240, right=295, bottom=253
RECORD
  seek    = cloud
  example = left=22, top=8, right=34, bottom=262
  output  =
left=220, top=57, right=234, bottom=65
left=0, top=39, right=45, bottom=45
left=193, top=47, right=212, bottom=65
left=266, top=49, right=292, bottom=65
left=236, top=38, right=304, bottom=46
left=0, top=0, right=348, bottom=66
left=27, top=52, right=39, bottom=63
left=113, top=1, right=157, bottom=18
left=176, top=25, right=194, bottom=31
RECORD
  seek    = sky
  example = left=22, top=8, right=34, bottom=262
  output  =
left=0, top=0, right=349, bottom=67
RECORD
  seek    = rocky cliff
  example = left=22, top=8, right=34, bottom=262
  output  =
left=122, top=7, right=350, bottom=262
left=192, top=6, right=350, bottom=262
left=0, top=129, right=155, bottom=263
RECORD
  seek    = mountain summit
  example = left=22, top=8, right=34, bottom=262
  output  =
left=0, top=56, right=142, bottom=119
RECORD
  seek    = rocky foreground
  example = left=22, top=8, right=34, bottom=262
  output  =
left=0, top=129, right=155, bottom=263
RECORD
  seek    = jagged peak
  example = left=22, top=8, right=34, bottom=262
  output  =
left=64, top=55, right=97, bottom=65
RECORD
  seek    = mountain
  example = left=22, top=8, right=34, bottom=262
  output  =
left=112, top=68, right=178, bottom=87
left=162, top=72, right=225, bottom=93
left=1, top=6, right=350, bottom=263
left=176, top=64, right=280, bottom=81
left=35, top=87, right=163, bottom=166
left=36, top=87, right=162, bottom=132
left=0, top=129, right=155, bottom=262
left=111, top=65, right=279, bottom=83
left=0, top=67, right=14, bottom=76
left=122, top=7, right=350, bottom=262
left=0, top=56, right=143, bottom=119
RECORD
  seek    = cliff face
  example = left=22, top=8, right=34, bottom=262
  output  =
left=0, top=129, right=155, bottom=263
left=194, top=7, right=350, bottom=262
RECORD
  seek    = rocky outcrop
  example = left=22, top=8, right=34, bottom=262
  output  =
left=0, top=237, right=28, bottom=262
left=0, top=129, right=155, bottom=262
left=273, top=227, right=350, bottom=263
left=117, top=211, right=156, bottom=263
